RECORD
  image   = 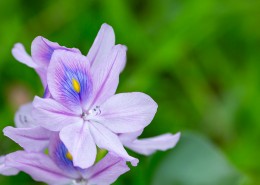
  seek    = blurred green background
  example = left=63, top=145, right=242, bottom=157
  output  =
left=0, top=0, right=260, bottom=184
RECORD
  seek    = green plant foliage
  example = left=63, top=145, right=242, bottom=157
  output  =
left=152, top=132, right=243, bottom=185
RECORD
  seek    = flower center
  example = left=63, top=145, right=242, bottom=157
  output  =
left=81, top=112, right=88, bottom=121
left=81, top=106, right=101, bottom=121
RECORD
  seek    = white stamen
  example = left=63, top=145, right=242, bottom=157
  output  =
left=72, top=179, right=88, bottom=185
left=81, top=106, right=101, bottom=121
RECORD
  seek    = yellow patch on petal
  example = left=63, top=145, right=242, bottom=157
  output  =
left=66, top=152, right=73, bottom=161
left=72, top=78, right=80, bottom=93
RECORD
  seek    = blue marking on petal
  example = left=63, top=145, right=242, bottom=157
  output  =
left=60, top=64, right=92, bottom=110
left=51, top=139, right=76, bottom=172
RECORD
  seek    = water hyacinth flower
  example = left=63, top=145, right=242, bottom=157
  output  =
left=9, top=23, right=180, bottom=170
left=30, top=25, right=158, bottom=169
left=4, top=134, right=129, bottom=185
left=32, top=50, right=155, bottom=168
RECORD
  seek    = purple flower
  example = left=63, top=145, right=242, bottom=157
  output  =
left=32, top=50, right=157, bottom=168
left=0, top=22, right=182, bottom=185
left=4, top=134, right=129, bottom=185
left=10, top=23, right=180, bottom=170
left=29, top=24, right=158, bottom=169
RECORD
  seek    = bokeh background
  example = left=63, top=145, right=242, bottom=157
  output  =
left=0, top=0, right=260, bottom=184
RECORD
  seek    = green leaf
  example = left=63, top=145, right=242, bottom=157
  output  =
left=152, top=132, right=244, bottom=185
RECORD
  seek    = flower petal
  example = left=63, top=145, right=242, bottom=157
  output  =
left=119, top=129, right=143, bottom=143
left=6, top=151, right=73, bottom=185
left=0, top=156, right=19, bottom=176
left=35, top=67, right=48, bottom=88
left=32, top=96, right=81, bottom=131
left=60, top=122, right=97, bottom=169
left=48, top=50, right=92, bottom=112
left=87, top=23, right=115, bottom=67
left=11, top=43, right=48, bottom=87
left=12, top=43, right=37, bottom=68
left=95, top=92, right=158, bottom=133
left=31, top=36, right=80, bottom=68
left=124, top=133, right=181, bottom=156
left=14, top=102, right=37, bottom=128
left=29, top=37, right=81, bottom=87
left=88, top=44, right=127, bottom=107
left=89, top=122, right=138, bottom=166
left=3, top=126, right=51, bottom=152
left=85, top=153, right=129, bottom=184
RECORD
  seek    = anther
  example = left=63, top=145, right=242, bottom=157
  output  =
left=81, top=112, right=88, bottom=121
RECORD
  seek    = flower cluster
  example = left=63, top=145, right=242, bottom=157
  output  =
left=0, top=23, right=180, bottom=185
